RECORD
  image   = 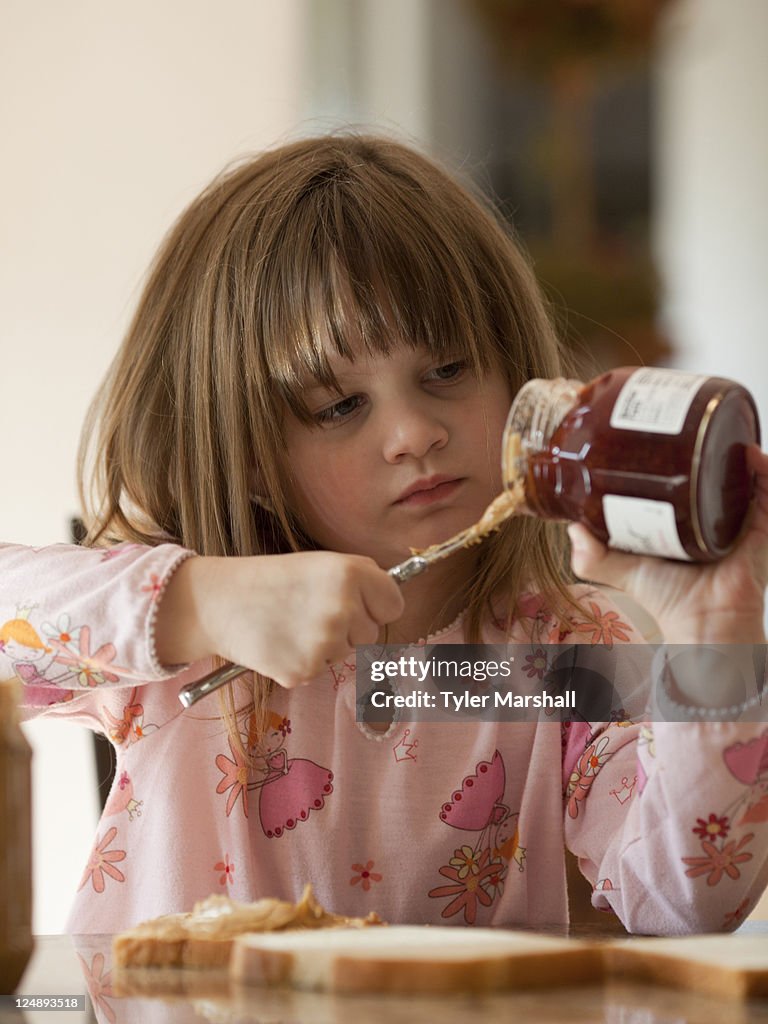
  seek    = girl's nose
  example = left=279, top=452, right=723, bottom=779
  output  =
left=381, top=403, right=449, bottom=463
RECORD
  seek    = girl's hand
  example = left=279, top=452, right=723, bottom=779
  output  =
left=567, top=445, right=768, bottom=643
left=157, top=551, right=405, bottom=686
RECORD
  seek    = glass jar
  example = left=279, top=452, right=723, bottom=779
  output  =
left=0, top=678, right=33, bottom=992
left=502, top=366, right=760, bottom=562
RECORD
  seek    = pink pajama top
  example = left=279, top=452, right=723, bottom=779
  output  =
left=2, top=540, right=767, bottom=938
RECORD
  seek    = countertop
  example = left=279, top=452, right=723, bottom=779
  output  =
left=6, top=923, right=768, bottom=1024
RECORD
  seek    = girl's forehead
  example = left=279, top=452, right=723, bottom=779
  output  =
left=274, top=304, right=487, bottom=419
left=295, top=338, right=450, bottom=390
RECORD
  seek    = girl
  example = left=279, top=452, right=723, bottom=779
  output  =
left=3, top=134, right=768, bottom=937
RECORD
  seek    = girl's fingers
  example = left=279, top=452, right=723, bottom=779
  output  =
left=746, top=444, right=768, bottom=476
left=567, top=523, right=648, bottom=593
left=347, top=613, right=381, bottom=649
left=745, top=446, right=768, bottom=534
left=360, top=570, right=406, bottom=627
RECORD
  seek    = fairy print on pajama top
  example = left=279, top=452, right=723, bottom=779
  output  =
left=1, top=539, right=767, bottom=937
left=215, top=711, right=334, bottom=838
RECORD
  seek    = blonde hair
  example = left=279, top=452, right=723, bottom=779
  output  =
left=79, top=133, right=583, bottom=758
left=0, top=619, right=46, bottom=650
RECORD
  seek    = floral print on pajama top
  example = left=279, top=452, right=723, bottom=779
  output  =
left=1, top=540, right=767, bottom=937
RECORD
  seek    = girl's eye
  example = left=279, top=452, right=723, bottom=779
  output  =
left=427, top=360, right=468, bottom=382
left=314, top=394, right=365, bottom=424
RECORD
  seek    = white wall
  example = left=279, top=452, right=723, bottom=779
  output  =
left=655, top=0, right=768, bottom=417
left=1, top=0, right=306, bottom=932
left=305, top=0, right=433, bottom=143
left=1, top=0, right=306, bottom=546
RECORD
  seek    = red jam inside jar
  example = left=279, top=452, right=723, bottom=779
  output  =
left=503, top=367, right=760, bottom=562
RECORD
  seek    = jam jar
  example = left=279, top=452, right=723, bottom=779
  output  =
left=0, top=677, right=33, bottom=992
left=503, top=366, right=760, bottom=562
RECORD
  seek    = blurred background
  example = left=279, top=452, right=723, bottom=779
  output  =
left=1, top=0, right=766, bottom=931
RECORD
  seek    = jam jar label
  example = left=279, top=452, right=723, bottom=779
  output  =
left=609, top=367, right=708, bottom=435
left=602, top=494, right=693, bottom=561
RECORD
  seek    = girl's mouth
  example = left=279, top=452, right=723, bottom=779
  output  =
left=395, top=477, right=464, bottom=507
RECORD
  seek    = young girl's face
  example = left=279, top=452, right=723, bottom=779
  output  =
left=282, top=342, right=512, bottom=569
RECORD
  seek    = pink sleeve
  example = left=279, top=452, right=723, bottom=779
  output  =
left=0, top=541, right=195, bottom=724
left=565, top=719, right=768, bottom=934
left=560, top=591, right=768, bottom=934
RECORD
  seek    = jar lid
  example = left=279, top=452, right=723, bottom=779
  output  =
left=502, top=378, right=582, bottom=487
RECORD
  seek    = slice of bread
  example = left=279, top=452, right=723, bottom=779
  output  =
left=605, top=934, right=768, bottom=999
left=230, top=926, right=603, bottom=994
left=113, top=910, right=231, bottom=970
left=113, top=885, right=381, bottom=969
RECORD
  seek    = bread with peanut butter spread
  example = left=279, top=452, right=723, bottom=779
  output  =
left=112, top=884, right=382, bottom=969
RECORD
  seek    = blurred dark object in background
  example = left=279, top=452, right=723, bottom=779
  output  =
left=463, top=0, right=673, bottom=375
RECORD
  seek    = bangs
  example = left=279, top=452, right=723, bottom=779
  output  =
left=259, top=160, right=495, bottom=422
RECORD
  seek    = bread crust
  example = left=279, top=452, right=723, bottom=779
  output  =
left=330, top=947, right=605, bottom=994
left=605, top=938, right=768, bottom=999
left=230, top=927, right=605, bottom=994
